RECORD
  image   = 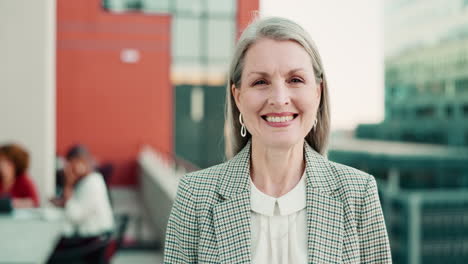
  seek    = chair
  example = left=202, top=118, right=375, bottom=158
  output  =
left=46, top=214, right=129, bottom=264
left=96, top=163, right=114, bottom=187
left=47, top=233, right=112, bottom=264
left=105, top=213, right=130, bottom=261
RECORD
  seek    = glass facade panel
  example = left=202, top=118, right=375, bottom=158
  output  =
left=175, top=0, right=203, bottom=16
left=103, top=0, right=170, bottom=13
left=207, top=18, right=235, bottom=62
left=173, top=16, right=202, bottom=61
left=206, top=0, right=235, bottom=15
left=455, top=78, right=468, bottom=95
left=141, top=0, right=170, bottom=13
left=103, top=0, right=133, bottom=11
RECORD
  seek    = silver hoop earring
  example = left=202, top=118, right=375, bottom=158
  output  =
left=313, top=119, right=318, bottom=131
left=239, top=113, right=247, bottom=137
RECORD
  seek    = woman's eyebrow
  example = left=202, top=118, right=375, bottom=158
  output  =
left=247, top=68, right=305, bottom=77
left=247, top=71, right=269, bottom=77
left=288, top=68, right=305, bottom=74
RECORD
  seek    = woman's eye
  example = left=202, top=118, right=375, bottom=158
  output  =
left=290, top=77, right=303, bottom=83
left=253, top=80, right=267, bottom=86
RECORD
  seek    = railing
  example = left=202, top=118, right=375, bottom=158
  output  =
left=137, top=145, right=198, bottom=245
left=378, top=179, right=468, bottom=264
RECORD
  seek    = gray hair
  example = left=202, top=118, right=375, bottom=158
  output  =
left=224, top=16, right=331, bottom=158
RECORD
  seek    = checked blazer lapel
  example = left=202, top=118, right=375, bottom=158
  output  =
left=214, top=141, right=252, bottom=264
left=213, top=192, right=251, bottom=263
left=304, top=143, right=344, bottom=263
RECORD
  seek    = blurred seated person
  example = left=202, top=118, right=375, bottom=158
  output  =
left=0, top=143, right=39, bottom=208
left=50, top=145, right=114, bottom=238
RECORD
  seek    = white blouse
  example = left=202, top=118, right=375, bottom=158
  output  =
left=63, top=172, right=114, bottom=237
left=250, top=174, right=308, bottom=264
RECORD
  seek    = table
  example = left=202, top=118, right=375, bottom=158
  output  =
left=0, top=208, right=64, bottom=264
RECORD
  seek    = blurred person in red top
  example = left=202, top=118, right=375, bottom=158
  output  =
left=0, top=143, right=40, bottom=208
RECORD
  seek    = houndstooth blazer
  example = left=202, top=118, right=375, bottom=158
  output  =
left=164, top=141, right=392, bottom=263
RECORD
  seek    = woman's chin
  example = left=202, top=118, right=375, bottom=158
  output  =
left=255, top=135, right=303, bottom=149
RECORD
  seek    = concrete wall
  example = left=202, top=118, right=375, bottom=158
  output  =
left=0, top=0, right=56, bottom=204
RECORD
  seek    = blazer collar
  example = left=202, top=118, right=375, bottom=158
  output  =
left=218, top=140, right=338, bottom=199
left=217, top=140, right=252, bottom=199
left=303, top=141, right=338, bottom=194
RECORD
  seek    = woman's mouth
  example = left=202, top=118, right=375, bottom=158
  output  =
left=261, top=113, right=298, bottom=127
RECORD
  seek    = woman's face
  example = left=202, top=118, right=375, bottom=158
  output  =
left=233, top=38, right=321, bottom=149
left=0, top=156, right=15, bottom=181
left=69, top=158, right=89, bottom=178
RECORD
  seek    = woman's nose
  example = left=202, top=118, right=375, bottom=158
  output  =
left=268, top=82, right=290, bottom=106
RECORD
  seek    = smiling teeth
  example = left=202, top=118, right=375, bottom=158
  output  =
left=266, top=115, right=294, bottom=123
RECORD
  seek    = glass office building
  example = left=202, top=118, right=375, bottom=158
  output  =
left=358, top=0, right=468, bottom=146
left=330, top=1, right=468, bottom=263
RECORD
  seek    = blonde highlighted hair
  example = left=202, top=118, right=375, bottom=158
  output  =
left=225, top=16, right=331, bottom=159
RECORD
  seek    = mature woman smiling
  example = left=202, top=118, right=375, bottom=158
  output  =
left=164, top=17, right=392, bottom=264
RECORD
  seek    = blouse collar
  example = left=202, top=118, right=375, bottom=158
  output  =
left=250, top=173, right=306, bottom=217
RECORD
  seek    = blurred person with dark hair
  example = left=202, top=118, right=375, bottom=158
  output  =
left=50, top=144, right=114, bottom=237
left=0, top=143, right=39, bottom=208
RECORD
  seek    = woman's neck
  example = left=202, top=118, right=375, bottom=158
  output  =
left=250, top=139, right=305, bottom=198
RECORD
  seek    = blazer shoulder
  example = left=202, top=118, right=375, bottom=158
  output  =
left=327, top=160, right=375, bottom=193
left=181, top=161, right=228, bottom=194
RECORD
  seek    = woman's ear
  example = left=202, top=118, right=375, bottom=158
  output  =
left=232, top=84, right=241, bottom=110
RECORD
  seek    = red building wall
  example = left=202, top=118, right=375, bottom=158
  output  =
left=237, top=0, right=260, bottom=37
left=56, top=0, right=172, bottom=185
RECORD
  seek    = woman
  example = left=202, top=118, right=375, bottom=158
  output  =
left=164, top=17, right=391, bottom=263
left=50, top=145, right=114, bottom=237
left=0, top=143, right=40, bottom=208
left=47, top=145, right=114, bottom=263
